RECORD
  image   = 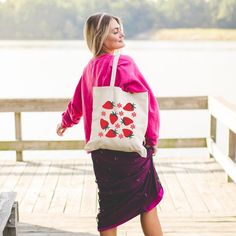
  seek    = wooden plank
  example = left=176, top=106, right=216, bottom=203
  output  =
left=0, top=140, right=85, bottom=151
left=156, top=158, right=192, bottom=214
left=210, top=115, right=216, bottom=158
left=228, top=130, right=236, bottom=162
left=154, top=160, right=176, bottom=213
left=20, top=162, right=51, bottom=213
left=210, top=159, right=236, bottom=212
left=228, top=130, right=236, bottom=182
left=172, top=157, right=209, bottom=213
left=196, top=157, right=236, bottom=213
left=1, top=161, right=27, bottom=192
left=0, top=98, right=70, bottom=112
left=14, top=162, right=41, bottom=206
left=48, top=160, right=73, bottom=214
left=14, top=112, right=23, bottom=161
left=1, top=155, right=233, bottom=236
left=17, top=213, right=236, bottom=235
left=20, top=162, right=41, bottom=212
left=0, top=192, right=17, bottom=233
left=33, top=161, right=61, bottom=213
left=0, top=161, right=16, bottom=190
left=3, top=202, right=18, bottom=236
left=0, top=138, right=206, bottom=152
left=64, top=158, right=86, bottom=216
left=158, top=96, right=208, bottom=110
left=207, top=138, right=236, bottom=183
left=0, top=96, right=208, bottom=112
left=47, top=161, right=67, bottom=214
left=79, top=157, right=97, bottom=216
left=210, top=115, right=216, bottom=143
left=182, top=156, right=225, bottom=213
left=208, top=96, right=236, bottom=134
left=158, top=138, right=206, bottom=148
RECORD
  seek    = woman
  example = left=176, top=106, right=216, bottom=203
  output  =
left=57, top=13, right=164, bottom=236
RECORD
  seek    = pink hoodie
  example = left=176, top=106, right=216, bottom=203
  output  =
left=61, top=53, right=160, bottom=146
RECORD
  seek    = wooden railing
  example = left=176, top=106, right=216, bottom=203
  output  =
left=207, top=96, right=236, bottom=182
left=0, top=96, right=235, bottom=183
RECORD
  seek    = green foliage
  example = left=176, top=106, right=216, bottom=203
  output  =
left=0, top=0, right=236, bottom=39
left=209, top=0, right=236, bottom=27
left=156, top=0, right=210, bottom=28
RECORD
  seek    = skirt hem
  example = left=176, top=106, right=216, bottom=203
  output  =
left=97, top=186, right=164, bottom=232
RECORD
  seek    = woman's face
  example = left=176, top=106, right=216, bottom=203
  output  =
left=102, top=18, right=125, bottom=54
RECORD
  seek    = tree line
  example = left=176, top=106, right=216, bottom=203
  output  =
left=0, top=0, right=236, bottom=40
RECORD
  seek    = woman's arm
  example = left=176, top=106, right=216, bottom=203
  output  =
left=56, top=77, right=83, bottom=136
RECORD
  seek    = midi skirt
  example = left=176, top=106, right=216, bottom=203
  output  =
left=91, top=147, right=164, bottom=231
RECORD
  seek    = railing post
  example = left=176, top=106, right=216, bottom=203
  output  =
left=210, top=115, right=216, bottom=158
left=14, top=112, right=23, bottom=161
left=227, top=129, right=236, bottom=182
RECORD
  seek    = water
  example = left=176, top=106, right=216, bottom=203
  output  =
left=1, top=40, right=236, bottom=101
left=0, top=40, right=235, bottom=159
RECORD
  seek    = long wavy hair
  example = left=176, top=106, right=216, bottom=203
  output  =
left=83, top=13, right=123, bottom=57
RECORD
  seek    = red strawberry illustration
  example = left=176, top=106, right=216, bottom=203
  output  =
left=100, top=119, right=109, bottom=130
left=105, top=129, right=118, bottom=138
left=121, top=117, right=134, bottom=126
left=122, top=129, right=133, bottom=138
left=123, top=103, right=136, bottom=111
left=102, top=101, right=115, bottom=109
left=110, top=112, right=118, bottom=124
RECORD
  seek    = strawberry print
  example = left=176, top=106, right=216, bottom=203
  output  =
left=123, top=103, right=136, bottom=111
left=130, top=124, right=136, bottom=130
left=100, top=119, right=109, bottom=130
left=109, top=112, right=118, bottom=124
left=122, top=129, right=133, bottom=138
left=106, top=129, right=118, bottom=138
left=98, top=100, right=137, bottom=140
left=117, top=103, right=122, bottom=108
left=103, top=101, right=115, bottom=109
left=115, top=123, right=120, bottom=129
left=101, top=111, right=106, bottom=116
left=119, top=111, right=124, bottom=116
left=121, top=117, right=134, bottom=126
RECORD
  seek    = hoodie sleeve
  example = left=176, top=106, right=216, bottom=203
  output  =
left=116, top=55, right=160, bottom=146
left=61, top=77, right=83, bottom=128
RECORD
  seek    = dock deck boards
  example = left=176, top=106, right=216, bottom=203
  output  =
left=1, top=153, right=236, bottom=235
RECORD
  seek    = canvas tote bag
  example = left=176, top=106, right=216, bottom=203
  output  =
left=84, top=53, right=148, bottom=157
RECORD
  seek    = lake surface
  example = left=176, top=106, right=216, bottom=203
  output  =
left=0, top=40, right=235, bottom=159
left=1, top=40, right=236, bottom=102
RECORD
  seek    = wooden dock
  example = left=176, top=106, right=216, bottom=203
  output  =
left=0, top=153, right=236, bottom=236
left=1, top=96, right=236, bottom=235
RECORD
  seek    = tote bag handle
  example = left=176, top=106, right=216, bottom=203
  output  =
left=110, top=53, right=120, bottom=86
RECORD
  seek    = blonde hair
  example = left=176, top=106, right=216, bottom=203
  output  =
left=83, top=13, right=123, bottom=57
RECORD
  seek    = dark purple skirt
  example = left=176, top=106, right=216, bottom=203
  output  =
left=91, top=147, right=164, bottom=232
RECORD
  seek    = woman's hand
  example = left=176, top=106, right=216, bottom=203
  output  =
left=56, top=123, right=67, bottom=136
left=152, top=145, right=158, bottom=156
left=145, top=144, right=158, bottom=156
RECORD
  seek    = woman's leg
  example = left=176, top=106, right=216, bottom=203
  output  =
left=140, top=207, right=163, bottom=236
left=100, top=227, right=117, bottom=236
